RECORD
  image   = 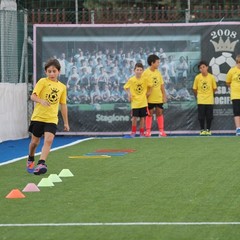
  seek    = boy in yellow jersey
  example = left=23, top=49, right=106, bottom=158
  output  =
left=193, top=60, right=217, bottom=136
left=226, top=54, right=240, bottom=136
left=143, top=54, right=167, bottom=137
left=27, top=58, right=70, bottom=175
left=124, top=63, right=152, bottom=137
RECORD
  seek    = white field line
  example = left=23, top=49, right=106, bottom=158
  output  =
left=0, top=137, right=94, bottom=166
left=1, top=222, right=240, bottom=227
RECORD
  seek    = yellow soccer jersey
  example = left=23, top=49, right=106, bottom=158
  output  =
left=142, top=68, right=164, bottom=103
left=124, top=75, right=152, bottom=109
left=31, top=77, right=67, bottom=124
left=226, top=66, right=240, bottom=100
left=193, top=73, right=217, bottom=104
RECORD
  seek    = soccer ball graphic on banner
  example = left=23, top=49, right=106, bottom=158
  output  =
left=93, top=103, right=101, bottom=110
left=209, top=52, right=235, bottom=82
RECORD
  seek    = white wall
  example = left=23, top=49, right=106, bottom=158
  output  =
left=0, top=0, right=17, bottom=10
left=0, top=83, right=28, bottom=142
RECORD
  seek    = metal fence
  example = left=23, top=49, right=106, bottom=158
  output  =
left=28, top=5, right=240, bottom=25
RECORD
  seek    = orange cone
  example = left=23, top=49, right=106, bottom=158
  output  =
left=6, top=189, right=26, bottom=199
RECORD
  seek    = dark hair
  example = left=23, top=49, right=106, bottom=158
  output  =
left=134, top=62, right=144, bottom=70
left=236, top=54, right=240, bottom=63
left=44, top=58, right=61, bottom=71
left=147, top=54, right=160, bottom=66
left=198, top=60, right=208, bottom=69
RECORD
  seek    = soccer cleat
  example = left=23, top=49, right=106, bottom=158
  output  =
left=26, top=160, right=35, bottom=174
left=236, top=128, right=240, bottom=136
left=130, top=132, right=136, bottom=138
left=145, top=131, right=151, bottom=137
left=34, top=164, right=47, bottom=175
left=140, top=133, right=145, bottom=138
left=200, top=130, right=206, bottom=136
left=159, top=131, right=167, bottom=137
left=205, top=129, right=212, bottom=136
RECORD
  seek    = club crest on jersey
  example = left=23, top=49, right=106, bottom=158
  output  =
left=201, top=81, right=209, bottom=92
left=152, top=77, right=160, bottom=87
left=46, top=88, right=59, bottom=104
left=135, top=83, right=143, bottom=95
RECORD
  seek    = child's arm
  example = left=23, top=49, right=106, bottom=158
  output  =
left=146, top=86, right=152, bottom=97
left=161, top=84, right=167, bottom=103
left=31, top=93, right=50, bottom=106
left=124, top=88, right=131, bottom=102
left=60, top=103, right=70, bottom=131
left=193, top=89, right=197, bottom=97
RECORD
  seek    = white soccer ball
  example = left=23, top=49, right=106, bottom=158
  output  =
left=93, top=103, right=101, bottom=110
left=209, top=52, right=235, bottom=82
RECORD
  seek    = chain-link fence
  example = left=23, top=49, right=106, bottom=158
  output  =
left=0, top=10, right=27, bottom=83
left=27, top=5, right=240, bottom=25
left=16, top=0, right=240, bottom=11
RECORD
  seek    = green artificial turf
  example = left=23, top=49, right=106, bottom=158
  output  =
left=1, top=136, right=240, bottom=240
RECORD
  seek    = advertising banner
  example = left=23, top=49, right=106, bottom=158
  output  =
left=34, top=22, right=240, bottom=135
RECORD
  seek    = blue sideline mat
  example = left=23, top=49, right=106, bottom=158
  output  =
left=0, top=136, right=86, bottom=164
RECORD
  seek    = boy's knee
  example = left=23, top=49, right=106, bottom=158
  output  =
left=44, top=136, right=54, bottom=146
left=30, top=141, right=39, bottom=148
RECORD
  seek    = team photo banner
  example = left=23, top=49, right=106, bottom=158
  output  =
left=33, top=22, right=240, bottom=135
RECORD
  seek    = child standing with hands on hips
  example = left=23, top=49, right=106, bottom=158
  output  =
left=27, top=58, right=70, bottom=175
left=124, top=62, right=152, bottom=137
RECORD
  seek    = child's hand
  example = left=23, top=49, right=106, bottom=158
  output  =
left=40, top=99, right=51, bottom=106
left=63, top=124, right=70, bottom=131
left=163, top=95, right=167, bottom=103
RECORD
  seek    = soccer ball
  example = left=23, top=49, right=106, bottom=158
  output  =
left=209, top=52, right=235, bottom=82
left=93, top=103, right=101, bottom=111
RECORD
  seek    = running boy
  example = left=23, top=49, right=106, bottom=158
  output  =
left=124, top=62, right=152, bottom=137
left=143, top=54, right=167, bottom=137
left=27, top=58, right=70, bottom=175
left=193, top=60, right=217, bottom=136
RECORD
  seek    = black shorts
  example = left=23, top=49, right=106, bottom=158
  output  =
left=232, top=99, right=240, bottom=116
left=132, top=107, right=148, bottom=117
left=198, top=104, right=213, bottom=120
left=28, top=121, right=57, bottom=137
left=148, top=103, right=164, bottom=110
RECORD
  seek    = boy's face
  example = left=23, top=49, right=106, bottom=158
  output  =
left=151, top=59, right=160, bottom=69
left=45, top=65, right=60, bottom=81
left=199, top=64, right=208, bottom=75
left=134, top=67, right=143, bottom=78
